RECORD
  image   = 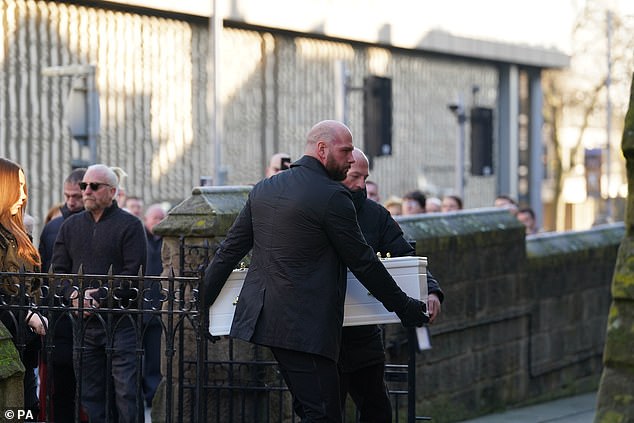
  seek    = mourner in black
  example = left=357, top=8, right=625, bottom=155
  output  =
left=38, top=167, right=86, bottom=422
left=52, top=164, right=147, bottom=423
left=142, top=203, right=166, bottom=407
left=203, top=120, right=428, bottom=422
left=340, top=148, right=444, bottom=422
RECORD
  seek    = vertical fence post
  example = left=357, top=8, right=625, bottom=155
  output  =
left=196, top=265, right=207, bottom=422
left=408, top=329, right=417, bottom=423
left=164, top=266, right=176, bottom=423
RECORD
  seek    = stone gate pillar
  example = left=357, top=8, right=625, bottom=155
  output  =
left=150, top=186, right=254, bottom=422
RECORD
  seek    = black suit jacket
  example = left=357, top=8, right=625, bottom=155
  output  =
left=203, top=155, right=410, bottom=360
left=38, top=204, right=83, bottom=272
left=340, top=192, right=444, bottom=371
left=351, top=192, right=443, bottom=299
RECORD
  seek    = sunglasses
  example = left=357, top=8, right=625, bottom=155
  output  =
left=79, top=182, right=112, bottom=191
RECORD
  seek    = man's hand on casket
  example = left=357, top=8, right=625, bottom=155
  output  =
left=205, top=332, right=222, bottom=343
left=396, top=297, right=429, bottom=327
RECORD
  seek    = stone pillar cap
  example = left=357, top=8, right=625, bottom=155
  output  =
left=154, top=185, right=252, bottom=237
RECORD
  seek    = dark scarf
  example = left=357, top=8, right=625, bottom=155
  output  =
left=349, top=188, right=368, bottom=213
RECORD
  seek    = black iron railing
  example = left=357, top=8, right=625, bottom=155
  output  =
left=0, top=238, right=419, bottom=422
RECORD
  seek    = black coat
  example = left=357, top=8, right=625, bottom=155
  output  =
left=203, top=155, right=411, bottom=361
left=52, top=202, right=147, bottom=310
left=38, top=204, right=83, bottom=273
left=339, top=191, right=444, bottom=371
left=144, top=229, right=163, bottom=312
left=350, top=190, right=443, bottom=298
left=52, top=202, right=147, bottom=276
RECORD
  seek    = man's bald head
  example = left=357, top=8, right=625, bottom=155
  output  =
left=266, top=152, right=291, bottom=178
left=343, top=148, right=370, bottom=192
left=304, top=120, right=355, bottom=181
left=351, top=148, right=368, bottom=167
left=144, top=203, right=167, bottom=234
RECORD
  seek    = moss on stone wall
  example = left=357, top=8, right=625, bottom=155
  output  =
left=602, top=299, right=634, bottom=367
left=153, top=186, right=252, bottom=237
left=611, top=237, right=634, bottom=299
left=527, top=223, right=624, bottom=262
left=595, top=73, right=634, bottom=422
left=397, top=208, right=525, bottom=253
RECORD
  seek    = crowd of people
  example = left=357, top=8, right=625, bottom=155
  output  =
left=373, top=186, right=539, bottom=235
left=494, top=194, right=540, bottom=234
left=0, top=118, right=542, bottom=423
left=0, top=159, right=168, bottom=422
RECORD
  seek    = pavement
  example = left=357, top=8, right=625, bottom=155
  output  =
left=456, top=391, right=596, bottom=423
left=146, top=392, right=596, bottom=423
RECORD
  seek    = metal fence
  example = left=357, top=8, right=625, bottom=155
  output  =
left=0, top=240, right=419, bottom=422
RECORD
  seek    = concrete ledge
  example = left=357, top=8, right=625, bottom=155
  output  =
left=397, top=208, right=525, bottom=251
left=526, top=223, right=625, bottom=259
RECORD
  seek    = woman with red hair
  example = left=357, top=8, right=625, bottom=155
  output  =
left=0, top=158, right=46, bottom=416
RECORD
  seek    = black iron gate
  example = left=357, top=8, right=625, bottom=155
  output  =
left=0, top=238, right=420, bottom=422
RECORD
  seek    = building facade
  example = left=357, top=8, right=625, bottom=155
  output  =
left=1, top=0, right=568, bottom=236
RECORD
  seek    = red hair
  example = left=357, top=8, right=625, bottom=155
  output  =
left=0, top=158, right=40, bottom=267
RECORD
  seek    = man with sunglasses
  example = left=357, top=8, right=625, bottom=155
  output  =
left=52, top=164, right=147, bottom=423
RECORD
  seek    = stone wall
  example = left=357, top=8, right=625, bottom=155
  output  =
left=154, top=187, right=624, bottom=422
left=152, top=186, right=292, bottom=423
left=394, top=211, right=623, bottom=422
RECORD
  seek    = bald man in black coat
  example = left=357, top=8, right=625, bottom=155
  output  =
left=340, top=148, right=444, bottom=422
left=203, top=120, right=427, bottom=422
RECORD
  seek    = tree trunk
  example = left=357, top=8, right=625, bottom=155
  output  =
left=594, top=72, right=634, bottom=422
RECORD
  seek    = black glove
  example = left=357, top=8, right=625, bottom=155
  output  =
left=396, top=297, right=429, bottom=328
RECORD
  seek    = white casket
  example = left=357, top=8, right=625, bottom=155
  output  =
left=208, top=256, right=428, bottom=336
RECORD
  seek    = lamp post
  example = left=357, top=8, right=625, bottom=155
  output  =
left=210, top=0, right=226, bottom=185
left=606, top=10, right=613, bottom=221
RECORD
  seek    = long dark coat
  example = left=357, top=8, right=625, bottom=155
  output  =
left=203, top=155, right=410, bottom=361
left=339, top=191, right=444, bottom=372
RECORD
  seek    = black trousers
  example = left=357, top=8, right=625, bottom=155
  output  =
left=50, top=314, right=78, bottom=422
left=24, top=366, right=39, bottom=420
left=51, top=361, right=77, bottom=422
left=142, top=318, right=162, bottom=406
left=271, top=347, right=342, bottom=422
left=340, top=362, right=392, bottom=423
